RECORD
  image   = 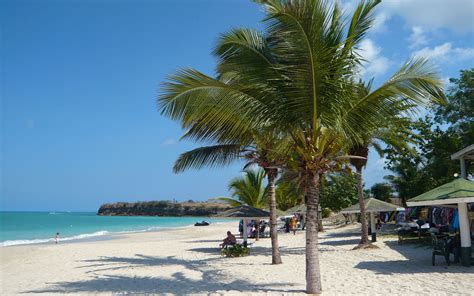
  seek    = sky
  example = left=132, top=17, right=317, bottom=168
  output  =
left=1, top=0, right=473, bottom=211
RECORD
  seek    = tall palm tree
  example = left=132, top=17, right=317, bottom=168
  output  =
left=159, top=1, right=445, bottom=293
left=348, top=81, right=420, bottom=247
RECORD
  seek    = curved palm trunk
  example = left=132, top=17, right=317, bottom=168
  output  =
left=357, top=166, right=369, bottom=245
left=267, top=168, right=282, bottom=264
left=306, top=171, right=322, bottom=294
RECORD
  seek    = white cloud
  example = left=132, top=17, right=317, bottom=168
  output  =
left=455, top=47, right=474, bottom=60
left=371, top=12, right=390, bottom=33
left=376, top=157, right=386, bottom=166
left=162, top=138, right=177, bottom=145
left=442, top=77, right=451, bottom=89
left=342, top=0, right=474, bottom=34
left=357, top=39, right=391, bottom=78
left=411, top=42, right=474, bottom=62
left=408, top=26, right=428, bottom=49
left=382, top=0, right=474, bottom=34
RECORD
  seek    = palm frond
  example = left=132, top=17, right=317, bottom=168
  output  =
left=227, top=168, right=268, bottom=208
left=343, top=0, right=381, bottom=57
left=159, top=68, right=272, bottom=143
left=173, top=144, right=243, bottom=173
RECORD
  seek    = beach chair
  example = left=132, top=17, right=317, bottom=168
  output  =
left=431, top=233, right=450, bottom=266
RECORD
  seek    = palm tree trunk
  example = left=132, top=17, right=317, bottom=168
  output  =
left=306, top=171, right=322, bottom=294
left=357, top=166, right=369, bottom=245
left=267, top=168, right=282, bottom=264
left=256, top=219, right=260, bottom=241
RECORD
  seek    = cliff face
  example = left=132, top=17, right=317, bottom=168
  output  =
left=97, top=201, right=232, bottom=216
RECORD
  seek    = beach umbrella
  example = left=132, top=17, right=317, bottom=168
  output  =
left=284, top=204, right=322, bottom=215
left=263, top=208, right=286, bottom=217
left=341, top=198, right=405, bottom=242
left=216, top=205, right=270, bottom=246
left=285, top=204, right=307, bottom=214
left=407, top=178, right=474, bottom=266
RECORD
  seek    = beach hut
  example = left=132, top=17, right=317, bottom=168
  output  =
left=341, top=198, right=405, bottom=242
left=216, top=205, right=270, bottom=247
left=451, top=144, right=474, bottom=179
left=407, top=178, right=474, bottom=267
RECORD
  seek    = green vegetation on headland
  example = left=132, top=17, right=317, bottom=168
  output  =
left=97, top=201, right=231, bottom=216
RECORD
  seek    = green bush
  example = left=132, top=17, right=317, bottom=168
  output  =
left=220, top=244, right=250, bottom=257
left=322, top=208, right=332, bottom=218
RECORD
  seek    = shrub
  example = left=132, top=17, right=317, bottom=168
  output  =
left=220, top=244, right=250, bottom=257
left=322, top=208, right=332, bottom=218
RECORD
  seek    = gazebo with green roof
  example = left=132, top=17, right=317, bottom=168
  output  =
left=341, top=198, right=405, bottom=242
left=407, top=178, right=474, bottom=267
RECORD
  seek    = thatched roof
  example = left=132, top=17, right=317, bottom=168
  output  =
left=215, top=205, right=270, bottom=218
left=341, top=198, right=404, bottom=213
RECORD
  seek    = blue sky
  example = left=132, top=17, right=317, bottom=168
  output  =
left=2, top=0, right=473, bottom=211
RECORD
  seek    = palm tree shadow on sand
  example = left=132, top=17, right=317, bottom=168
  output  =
left=21, top=254, right=295, bottom=294
left=354, top=240, right=474, bottom=275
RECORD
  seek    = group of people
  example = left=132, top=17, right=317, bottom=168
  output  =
left=220, top=214, right=307, bottom=249
left=238, top=219, right=266, bottom=238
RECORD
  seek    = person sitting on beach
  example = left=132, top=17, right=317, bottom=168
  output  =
left=219, top=231, right=237, bottom=248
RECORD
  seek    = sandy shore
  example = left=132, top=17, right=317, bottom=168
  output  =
left=1, top=221, right=473, bottom=295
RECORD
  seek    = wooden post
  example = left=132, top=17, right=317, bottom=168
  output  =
left=460, top=158, right=467, bottom=179
left=370, top=212, right=376, bottom=242
left=243, top=218, right=248, bottom=247
left=458, top=202, right=471, bottom=267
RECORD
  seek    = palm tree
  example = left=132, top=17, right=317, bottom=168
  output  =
left=159, top=1, right=445, bottom=293
left=348, top=81, right=420, bottom=247
left=172, top=131, right=289, bottom=264
left=216, top=168, right=268, bottom=209
left=275, top=178, right=304, bottom=211
left=216, top=168, right=269, bottom=241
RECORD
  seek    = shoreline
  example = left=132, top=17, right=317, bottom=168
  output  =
left=1, top=220, right=236, bottom=248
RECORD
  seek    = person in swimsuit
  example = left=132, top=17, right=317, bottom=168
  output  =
left=219, top=231, right=237, bottom=248
left=290, top=216, right=298, bottom=235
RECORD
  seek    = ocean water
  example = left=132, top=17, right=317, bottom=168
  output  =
left=0, top=212, right=228, bottom=247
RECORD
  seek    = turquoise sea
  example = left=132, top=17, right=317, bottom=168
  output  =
left=0, top=212, right=227, bottom=247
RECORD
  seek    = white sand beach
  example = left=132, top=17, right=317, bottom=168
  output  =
left=1, top=221, right=473, bottom=295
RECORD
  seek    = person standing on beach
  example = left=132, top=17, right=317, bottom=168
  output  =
left=55, top=232, right=60, bottom=244
left=290, top=216, right=297, bottom=235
